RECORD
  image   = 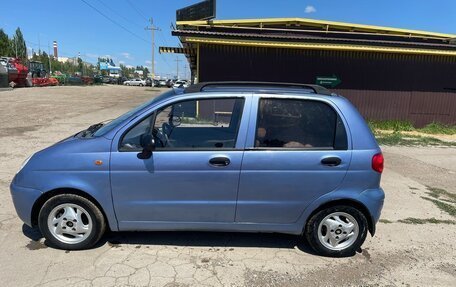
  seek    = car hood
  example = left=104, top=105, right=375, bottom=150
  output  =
left=14, top=135, right=112, bottom=191
left=35, top=135, right=111, bottom=158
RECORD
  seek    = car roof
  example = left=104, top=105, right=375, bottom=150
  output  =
left=183, top=82, right=334, bottom=96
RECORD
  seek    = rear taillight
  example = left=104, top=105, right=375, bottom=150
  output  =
left=372, top=153, right=384, bottom=173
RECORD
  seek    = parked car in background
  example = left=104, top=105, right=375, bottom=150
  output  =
left=158, top=79, right=167, bottom=87
left=173, top=80, right=189, bottom=88
left=118, top=76, right=128, bottom=85
left=124, top=78, right=146, bottom=86
left=102, top=76, right=118, bottom=84
left=93, top=75, right=103, bottom=84
left=145, top=78, right=160, bottom=87
left=166, top=79, right=174, bottom=88
left=10, top=82, right=384, bottom=257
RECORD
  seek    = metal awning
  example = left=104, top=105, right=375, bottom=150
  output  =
left=159, top=47, right=196, bottom=54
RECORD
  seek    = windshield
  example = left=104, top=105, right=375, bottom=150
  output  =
left=92, top=89, right=177, bottom=137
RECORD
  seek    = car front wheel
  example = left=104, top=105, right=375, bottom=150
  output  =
left=38, top=194, right=106, bottom=250
left=305, top=205, right=368, bottom=257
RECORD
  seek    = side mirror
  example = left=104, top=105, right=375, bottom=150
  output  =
left=137, top=134, right=155, bottom=159
left=170, top=115, right=181, bottom=127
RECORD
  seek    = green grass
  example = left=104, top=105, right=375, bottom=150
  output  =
left=374, top=131, right=456, bottom=147
left=368, top=120, right=456, bottom=135
left=368, top=120, right=414, bottom=132
left=180, top=117, right=217, bottom=125
left=421, top=197, right=456, bottom=217
left=398, top=217, right=456, bottom=225
left=379, top=219, right=393, bottom=224
left=426, top=186, right=456, bottom=203
left=420, top=122, right=456, bottom=135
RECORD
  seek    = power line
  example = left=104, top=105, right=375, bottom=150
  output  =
left=125, top=0, right=148, bottom=21
left=158, top=29, right=171, bottom=48
left=94, top=0, right=144, bottom=30
left=80, top=0, right=150, bottom=44
left=93, top=0, right=172, bottom=71
left=81, top=0, right=172, bottom=75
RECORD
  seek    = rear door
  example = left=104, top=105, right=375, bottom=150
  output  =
left=236, top=95, right=351, bottom=224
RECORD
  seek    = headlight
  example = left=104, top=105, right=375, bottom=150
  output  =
left=17, top=155, right=32, bottom=174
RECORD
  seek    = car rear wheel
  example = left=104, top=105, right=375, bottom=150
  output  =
left=139, top=83, right=144, bottom=87
left=305, top=205, right=368, bottom=257
left=38, top=194, right=106, bottom=250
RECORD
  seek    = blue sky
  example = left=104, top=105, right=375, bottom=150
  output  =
left=2, top=0, right=455, bottom=78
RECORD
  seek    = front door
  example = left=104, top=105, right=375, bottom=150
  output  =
left=236, top=96, right=351, bottom=224
left=110, top=96, right=249, bottom=229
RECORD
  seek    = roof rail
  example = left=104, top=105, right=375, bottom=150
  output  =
left=184, top=81, right=333, bottom=96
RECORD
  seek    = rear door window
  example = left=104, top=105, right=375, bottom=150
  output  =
left=255, top=98, right=347, bottom=149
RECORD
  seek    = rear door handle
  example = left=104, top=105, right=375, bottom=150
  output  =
left=321, top=157, right=342, bottom=167
left=209, top=157, right=231, bottom=167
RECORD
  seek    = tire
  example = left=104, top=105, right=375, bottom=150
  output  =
left=305, top=205, right=368, bottom=257
left=38, top=194, right=106, bottom=250
left=139, top=83, right=144, bottom=87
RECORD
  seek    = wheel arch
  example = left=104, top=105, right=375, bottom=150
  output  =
left=31, top=188, right=111, bottom=231
left=305, top=199, right=375, bottom=236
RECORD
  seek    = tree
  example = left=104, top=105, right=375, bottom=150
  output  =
left=77, top=57, right=83, bottom=73
left=0, top=29, right=12, bottom=56
left=120, top=63, right=135, bottom=78
left=11, top=28, right=27, bottom=61
left=143, top=67, right=150, bottom=78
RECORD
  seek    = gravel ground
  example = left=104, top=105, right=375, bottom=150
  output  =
left=0, top=86, right=455, bottom=287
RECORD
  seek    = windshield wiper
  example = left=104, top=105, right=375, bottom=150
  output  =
left=77, top=119, right=112, bottom=138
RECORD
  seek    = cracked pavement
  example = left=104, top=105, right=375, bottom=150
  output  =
left=0, top=86, right=455, bottom=286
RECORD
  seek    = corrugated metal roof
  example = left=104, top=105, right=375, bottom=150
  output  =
left=176, top=17, right=456, bottom=40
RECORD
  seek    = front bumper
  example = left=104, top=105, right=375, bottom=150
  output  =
left=10, top=181, right=42, bottom=227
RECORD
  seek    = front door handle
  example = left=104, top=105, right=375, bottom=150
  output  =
left=209, top=157, right=231, bottom=167
left=321, top=157, right=342, bottom=167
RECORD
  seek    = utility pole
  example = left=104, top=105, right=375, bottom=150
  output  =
left=175, top=56, right=181, bottom=80
left=145, top=18, right=160, bottom=86
left=47, top=41, right=52, bottom=75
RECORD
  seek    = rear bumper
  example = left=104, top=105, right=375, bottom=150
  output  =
left=359, top=187, right=385, bottom=235
left=10, top=181, right=42, bottom=227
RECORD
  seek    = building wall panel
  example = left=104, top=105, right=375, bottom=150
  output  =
left=199, top=44, right=456, bottom=126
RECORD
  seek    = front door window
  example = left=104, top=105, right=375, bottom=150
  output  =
left=120, top=98, right=245, bottom=151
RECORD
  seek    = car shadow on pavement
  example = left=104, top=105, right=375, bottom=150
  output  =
left=101, top=231, right=319, bottom=255
left=22, top=224, right=319, bottom=255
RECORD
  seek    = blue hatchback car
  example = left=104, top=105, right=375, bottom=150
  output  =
left=11, top=82, right=384, bottom=256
